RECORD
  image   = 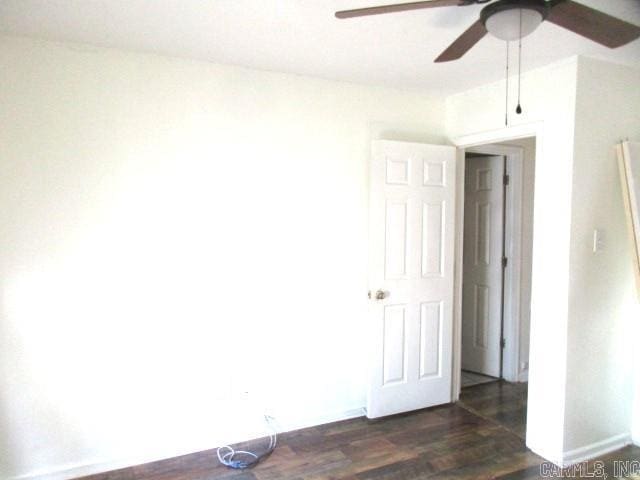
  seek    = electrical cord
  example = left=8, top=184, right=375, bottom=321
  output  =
left=216, top=415, right=277, bottom=469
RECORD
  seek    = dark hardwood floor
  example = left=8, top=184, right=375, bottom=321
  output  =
left=77, top=382, right=640, bottom=480
left=459, top=380, right=528, bottom=439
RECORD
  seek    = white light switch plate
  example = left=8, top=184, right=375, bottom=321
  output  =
left=593, top=229, right=605, bottom=253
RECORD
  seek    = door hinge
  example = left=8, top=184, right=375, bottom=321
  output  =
left=503, top=174, right=510, bottom=186
left=500, top=338, right=506, bottom=349
left=502, top=257, right=508, bottom=268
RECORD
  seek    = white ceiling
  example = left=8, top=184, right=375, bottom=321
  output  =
left=0, top=0, right=639, bottom=93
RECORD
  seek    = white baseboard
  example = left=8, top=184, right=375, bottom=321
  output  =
left=11, top=440, right=230, bottom=480
left=12, top=449, right=205, bottom=480
left=11, top=407, right=366, bottom=480
left=528, top=433, right=632, bottom=469
left=561, top=433, right=632, bottom=467
left=274, top=407, right=366, bottom=434
left=518, top=370, right=529, bottom=383
left=527, top=444, right=564, bottom=468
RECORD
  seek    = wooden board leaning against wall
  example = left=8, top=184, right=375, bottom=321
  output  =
left=617, top=141, right=640, bottom=300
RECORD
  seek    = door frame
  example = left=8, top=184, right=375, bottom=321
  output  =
left=451, top=123, right=540, bottom=400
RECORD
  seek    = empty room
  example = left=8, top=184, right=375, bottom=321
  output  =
left=1, top=1, right=640, bottom=480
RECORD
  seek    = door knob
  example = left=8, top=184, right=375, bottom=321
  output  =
left=368, top=289, right=387, bottom=300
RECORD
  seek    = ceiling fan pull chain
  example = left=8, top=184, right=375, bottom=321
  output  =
left=516, top=8, right=523, bottom=115
left=504, top=40, right=509, bottom=126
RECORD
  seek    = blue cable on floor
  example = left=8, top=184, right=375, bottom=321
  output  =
left=216, top=415, right=277, bottom=469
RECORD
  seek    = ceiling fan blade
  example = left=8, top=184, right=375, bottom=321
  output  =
left=546, top=0, right=640, bottom=48
left=435, top=19, right=487, bottom=63
left=335, top=0, right=464, bottom=19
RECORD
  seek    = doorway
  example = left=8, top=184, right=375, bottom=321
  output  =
left=456, top=137, right=536, bottom=436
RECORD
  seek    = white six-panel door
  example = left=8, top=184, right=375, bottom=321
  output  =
left=367, top=140, right=456, bottom=419
left=461, top=155, right=504, bottom=378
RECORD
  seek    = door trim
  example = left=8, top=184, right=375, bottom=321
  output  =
left=451, top=123, right=541, bottom=400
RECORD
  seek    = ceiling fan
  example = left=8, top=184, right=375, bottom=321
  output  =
left=335, top=0, right=640, bottom=63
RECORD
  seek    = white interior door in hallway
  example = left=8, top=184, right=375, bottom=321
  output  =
left=367, top=140, right=456, bottom=419
left=461, top=155, right=505, bottom=378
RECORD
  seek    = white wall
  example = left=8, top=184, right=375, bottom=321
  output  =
left=0, top=35, right=447, bottom=480
left=563, top=57, right=640, bottom=460
left=447, top=57, right=579, bottom=464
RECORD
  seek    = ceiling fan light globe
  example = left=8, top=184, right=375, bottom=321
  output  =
left=485, top=8, right=544, bottom=41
